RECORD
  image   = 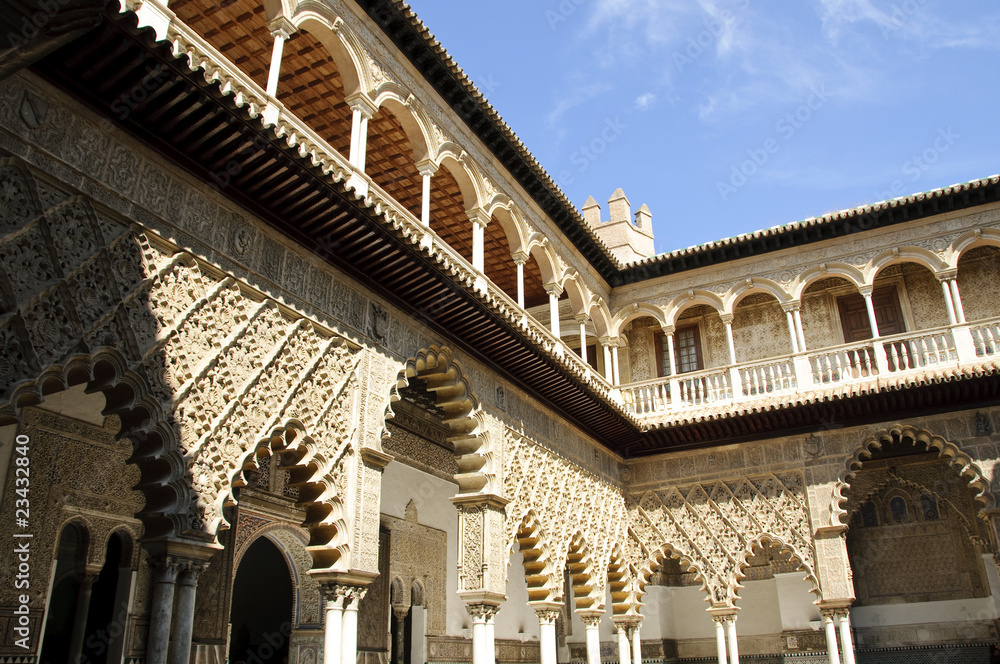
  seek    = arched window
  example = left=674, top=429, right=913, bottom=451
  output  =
left=921, top=494, right=939, bottom=521
left=889, top=496, right=908, bottom=523
left=860, top=501, right=878, bottom=527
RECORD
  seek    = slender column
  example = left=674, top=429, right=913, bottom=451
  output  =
left=342, top=587, right=366, bottom=664
left=949, top=278, right=967, bottom=324
left=861, top=287, right=889, bottom=372
left=836, top=610, right=856, bottom=664
left=611, top=342, right=622, bottom=385
left=940, top=278, right=958, bottom=326
left=467, top=605, right=497, bottom=664
left=576, top=315, right=590, bottom=364
left=146, top=557, right=181, bottom=664
left=168, top=561, right=208, bottom=664
left=861, top=289, right=881, bottom=338
left=793, top=307, right=807, bottom=351
left=393, top=606, right=409, bottom=664
left=784, top=308, right=800, bottom=353
left=347, top=95, right=376, bottom=172
left=630, top=623, right=642, bottom=664
left=712, top=616, right=728, bottom=664
left=513, top=253, right=527, bottom=308
left=721, top=314, right=741, bottom=396
left=821, top=611, right=841, bottom=664
left=579, top=613, right=603, bottom=664
left=725, top=616, right=739, bottom=664
left=468, top=209, right=489, bottom=273
left=322, top=587, right=345, bottom=664
left=534, top=606, right=560, bottom=664
left=265, top=18, right=295, bottom=98
left=601, top=337, right=614, bottom=380
left=545, top=284, right=563, bottom=338
left=416, top=160, right=437, bottom=227
left=68, top=572, right=99, bottom=664
left=662, top=326, right=677, bottom=375
left=485, top=610, right=496, bottom=664
left=615, top=622, right=631, bottom=664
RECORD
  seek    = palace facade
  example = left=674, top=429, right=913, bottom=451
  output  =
left=1, top=2, right=999, bottom=664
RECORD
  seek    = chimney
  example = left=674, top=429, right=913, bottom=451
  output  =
left=582, top=195, right=601, bottom=228
left=608, top=188, right=630, bottom=224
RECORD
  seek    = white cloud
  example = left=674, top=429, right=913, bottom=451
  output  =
left=634, top=92, right=656, bottom=111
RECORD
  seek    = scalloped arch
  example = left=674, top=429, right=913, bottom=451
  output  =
left=510, top=510, right=560, bottom=604
left=385, top=346, right=492, bottom=494
left=565, top=531, right=603, bottom=610
left=732, top=534, right=820, bottom=605
left=831, top=425, right=995, bottom=527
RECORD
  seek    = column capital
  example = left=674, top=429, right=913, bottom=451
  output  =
left=576, top=609, right=604, bottom=628
left=360, top=445, right=394, bottom=470
left=659, top=324, right=675, bottom=336
left=467, top=207, right=491, bottom=227
left=720, top=313, right=734, bottom=325
left=544, top=282, right=564, bottom=297
left=575, top=313, right=591, bottom=324
left=267, top=16, right=297, bottom=39
left=465, top=602, right=501, bottom=621
left=346, top=92, right=378, bottom=119
left=598, top=335, right=620, bottom=347
left=512, top=251, right=529, bottom=265
left=937, top=269, right=959, bottom=282
left=416, top=158, right=438, bottom=178
left=532, top=602, right=562, bottom=624
left=858, top=285, right=874, bottom=297
left=780, top=300, right=802, bottom=313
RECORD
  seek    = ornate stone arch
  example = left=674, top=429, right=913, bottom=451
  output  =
left=951, top=227, right=1000, bottom=268
left=436, top=153, right=481, bottom=212
left=606, top=544, right=640, bottom=617
left=635, top=542, right=708, bottom=607
left=565, top=532, right=603, bottom=611
left=228, top=421, right=352, bottom=571
left=524, top=239, right=561, bottom=287
left=791, top=263, right=865, bottom=300
left=610, top=302, right=667, bottom=337
left=865, top=246, right=949, bottom=284
left=732, top=534, right=820, bottom=605
left=486, top=203, right=529, bottom=257
left=371, top=93, right=434, bottom=165
left=384, top=346, right=493, bottom=495
left=588, top=299, right=613, bottom=339
left=725, top=277, right=792, bottom=314
left=510, top=510, right=560, bottom=604
left=831, top=425, right=995, bottom=527
left=289, top=4, right=367, bottom=97
left=665, top=289, right=725, bottom=326
left=562, top=273, right=591, bottom=318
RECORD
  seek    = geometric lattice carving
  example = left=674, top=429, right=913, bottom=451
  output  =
left=629, top=472, right=817, bottom=608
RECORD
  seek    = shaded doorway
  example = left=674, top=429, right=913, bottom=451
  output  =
left=229, top=537, right=294, bottom=664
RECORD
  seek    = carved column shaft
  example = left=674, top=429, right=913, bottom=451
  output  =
left=168, top=562, right=208, bottom=664
left=146, top=557, right=181, bottom=664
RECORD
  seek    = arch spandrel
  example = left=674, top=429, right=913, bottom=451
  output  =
left=865, top=246, right=949, bottom=284
left=791, top=263, right=865, bottom=300
left=610, top=302, right=667, bottom=337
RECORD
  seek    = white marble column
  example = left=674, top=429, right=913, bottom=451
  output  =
left=168, top=561, right=208, bottom=664
left=265, top=18, right=295, bottom=98
left=513, top=253, right=527, bottom=308
left=712, top=616, right=728, bottom=664
left=861, top=287, right=889, bottom=372
left=485, top=610, right=496, bottom=664
left=347, top=96, right=376, bottom=173
left=630, top=622, right=642, bottom=664
left=579, top=612, right=603, bottom=664
left=146, top=557, right=181, bottom=664
left=784, top=307, right=800, bottom=353
left=468, top=208, right=490, bottom=273
left=416, top=159, right=437, bottom=227
left=664, top=328, right=677, bottom=376
left=342, top=587, right=366, bottom=664
left=725, top=616, right=739, bottom=664
left=534, top=606, right=560, bottom=664
left=611, top=342, right=622, bottom=385
left=821, top=611, right=841, bottom=664
left=577, top=315, right=590, bottom=364
left=467, top=605, right=498, bottom=664
left=601, top=338, right=614, bottom=380
left=793, top=307, right=807, bottom=351
left=545, top=284, right=563, bottom=338
left=615, top=622, right=631, bottom=664
left=949, top=277, right=967, bottom=323
left=722, top=314, right=741, bottom=396
left=322, top=587, right=345, bottom=664
left=940, top=278, right=958, bottom=325
left=836, top=610, right=856, bottom=664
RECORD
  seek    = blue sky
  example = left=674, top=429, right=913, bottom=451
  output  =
left=407, top=0, right=999, bottom=255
